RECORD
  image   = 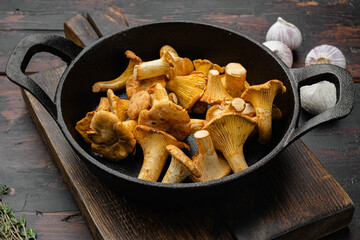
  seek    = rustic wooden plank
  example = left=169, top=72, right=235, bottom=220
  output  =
left=86, top=5, right=128, bottom=37
left=0, top=31, right=65, bottom=74
left=21, top=67, right=233, bottom=240
left=0, top=75, right=78, bottom=212
left=64, top=13, right=100, bottom=47
left=0, top=75, right=90, bottom=239
left=300, top=85, right=360, bottom=238
left=0, top=10, right=75, bottom=31
left=14, top=211, right=93, bottom=240
left=220, top=141, right=354, bottom=239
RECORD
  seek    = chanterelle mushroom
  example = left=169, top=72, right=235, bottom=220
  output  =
left=107, top=89, right=129, bottom=121
left=87, top=110, right=119, bottom=145
left=203, top=113, right=257, bottom=173
left=134, top=45, right=193, bottom=81
left=168, top=92, right=179, bottom=105
left=242, top=102, right=283, bottom=120
left=92, top=50, right=142, bottom=92
left=159, top=45, right=194, bottom=76
left=138, top=100, right=191, bottom=140
left=200, top=70, right=232, bottom=105
left=122, top=119, right=138, bottom=133
left=166, top=71, right=207, bottom=111
left=162, top=145, right=201, bottom=183
left=148, top=82, right=170, bottom=107
left=241, top=80, right=286, bottom=144
left=190, top=130, right=231, bottom=182
left=193, top=59, right=224, bottom=75
left=87, top=110, right=136, bottom=161
left=76, top=97, right=110, bottom=143
left=127, top=90, right=150, bottom=120
left=193, top=59, right=214, bottom=75
left=126, top=75, right=167, bottom=99
left=221, top=63, right=247, bottom=97
left=96, top=97, right=111, bottom=112
left=133, top=51, right=173, bottom=80
left=134, top=125, right=189, bottom=181
left=190, top=119, right=206, bottom=134
left=205, top=98, right=246, bottom=123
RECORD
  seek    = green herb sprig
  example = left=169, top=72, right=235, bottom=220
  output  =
left=0, top=184, right=37, bottom=240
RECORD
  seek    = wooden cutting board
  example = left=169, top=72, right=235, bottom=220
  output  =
left=21, top=6, right=354, bottom=239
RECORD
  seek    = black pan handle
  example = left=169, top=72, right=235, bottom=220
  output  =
left=284, top=64, right=354, bottom=145
left=6, top=34, right=83, bottom=120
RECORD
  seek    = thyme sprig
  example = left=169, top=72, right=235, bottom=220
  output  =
left=0, top=184, right=37, bottom=240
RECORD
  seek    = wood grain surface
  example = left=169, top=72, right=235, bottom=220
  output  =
left=0, top=0, right=359, bottom=239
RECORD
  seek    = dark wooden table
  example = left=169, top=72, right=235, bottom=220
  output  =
left=0, top=0, right=359, bottom=239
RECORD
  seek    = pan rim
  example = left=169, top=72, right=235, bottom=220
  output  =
left=55, top=20, right=299, bottom=190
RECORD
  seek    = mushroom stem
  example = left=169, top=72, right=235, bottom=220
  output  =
left=148, top=83, right=170, bottom=106
left=223, top=148, right=248, bottom=172
left=162, top=145, right=200, bottom=183
left=162, top=155, right=189, bottom=183
left=200, top=70, right=232, bottom=105
left=134, top=52, right=173, bottom=80
left=195, top=130, right=215, bottom=156
left=134, top=126, right=189, bottom=181
left=229, top=98, right=246, bottom=112
left=242, top=103, right=282, bottom=120
left=242, top=103, right=256, bottom=117
left=223, top=63, right=247, bottom=97
left=255, top=107, right=272, bottom=144
left=203, top=113, right=256, bottom=173
left=191, top=130, right=231, bottom=182
left=138, top=146, right=169, bottom=181
left=93, top=74, right=126, bottom=92
left=241, top=80, right=286, bottom=144
left=92, top=50, right=141, bottom=92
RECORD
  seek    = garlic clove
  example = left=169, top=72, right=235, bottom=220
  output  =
left=305, top=45, right=346, bottom=68
left=300, top=80, right=336, bottom=115
left=263, top=40, right=293, bottom=68
left=266, top=17, right=302, bottom=50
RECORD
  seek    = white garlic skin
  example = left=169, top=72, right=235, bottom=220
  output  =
left=305, top=44, right=346, bottom=68
left=300, top=81, right=336, bottom=115
left=266, top=17, right=302, bottom=50
left=263, top=40, right=293, bottom=68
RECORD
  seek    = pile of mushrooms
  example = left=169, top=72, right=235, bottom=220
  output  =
left=76, top=45, right=286, bottom=183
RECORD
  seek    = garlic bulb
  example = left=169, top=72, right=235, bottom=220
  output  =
left=305, top=45, right=346, bottom=68
left=263, top=40, right=293, bottom=68
left=300, top=81, right=336, bottom=115
left=266, top=17, right=302, bottom=50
